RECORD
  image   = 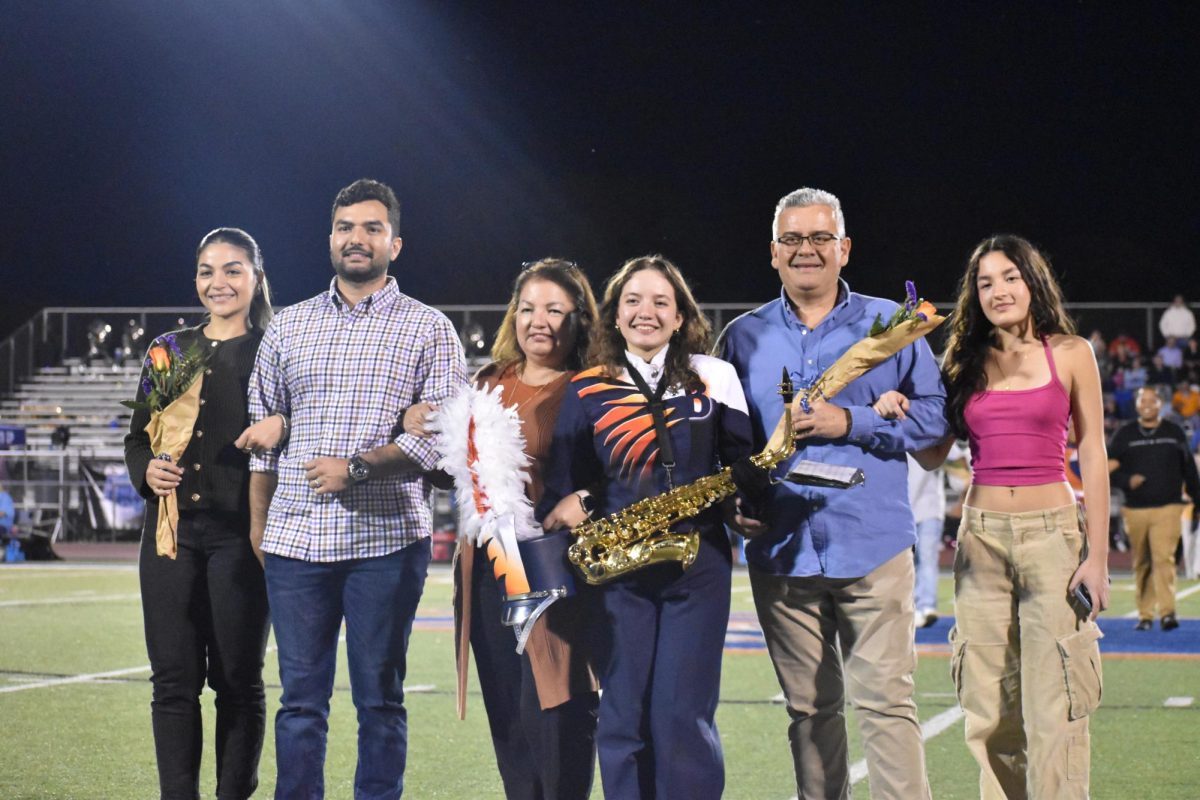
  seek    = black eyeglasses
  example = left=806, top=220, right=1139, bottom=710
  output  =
left=774, top=233, right=840, bottom=248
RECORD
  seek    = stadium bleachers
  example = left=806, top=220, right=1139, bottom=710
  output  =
left=0, top=360, right=137, bottom=455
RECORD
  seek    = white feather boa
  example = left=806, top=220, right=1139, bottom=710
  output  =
left=434, top=384, right=541, bottom=547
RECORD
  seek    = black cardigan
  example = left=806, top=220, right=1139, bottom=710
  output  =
left=123, top=325, right=264, bottom=515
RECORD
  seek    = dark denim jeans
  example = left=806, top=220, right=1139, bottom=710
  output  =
left=264, top=538, right=431, bottom=800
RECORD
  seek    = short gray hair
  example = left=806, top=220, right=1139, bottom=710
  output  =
left=772, top=187, right=846, bottom=238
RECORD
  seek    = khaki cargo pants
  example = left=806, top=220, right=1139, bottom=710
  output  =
left=951, top=504, right=1103, bottom=800
left=1122, top=503, right=1185, bottom=620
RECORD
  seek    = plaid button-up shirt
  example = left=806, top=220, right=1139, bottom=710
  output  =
left=248, top=277, right=467, bottom=562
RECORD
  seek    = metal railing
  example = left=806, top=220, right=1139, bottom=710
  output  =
left=2, top=301, right=1188, bottom=395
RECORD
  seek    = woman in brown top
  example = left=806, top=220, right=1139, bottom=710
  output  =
left=409, top=258, right=601, bottom=799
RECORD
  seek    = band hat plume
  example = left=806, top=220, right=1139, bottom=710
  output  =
left=435, top=384, right=540, bottom=596
left=143, top=375, right=204, bottom=559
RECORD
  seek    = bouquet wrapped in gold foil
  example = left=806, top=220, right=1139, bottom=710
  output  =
left=122, top=335, right=209, bottom=558
left=799, top=281, right=945, bottom=411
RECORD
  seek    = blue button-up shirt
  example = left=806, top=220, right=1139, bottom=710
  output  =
left=248, top=277, right=467, bottom=562
left=716, top=280, right=947, bottom=578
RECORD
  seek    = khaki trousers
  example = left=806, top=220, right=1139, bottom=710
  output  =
left=952, top=505, right=1103, bottom=800
left=750, top=550, right=930, bottom=800
left=1122, top=504, right=1184, bottom=619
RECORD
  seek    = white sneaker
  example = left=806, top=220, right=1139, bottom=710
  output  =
left=918, top=608, right=938, bottom=629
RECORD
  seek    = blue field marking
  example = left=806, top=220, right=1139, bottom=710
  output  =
left=915, top=615, right=1200, bottom=656
left=412, top=611, right=1199, bottom=655
left=725, top=611, right=766, bottom=651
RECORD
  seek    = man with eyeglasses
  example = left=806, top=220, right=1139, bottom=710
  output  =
left=716, top=187, right=947, bottom=800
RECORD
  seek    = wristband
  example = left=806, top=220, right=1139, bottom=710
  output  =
left=842, top=407, right=853, bottom=438
left=274, top=413, right=290, bottom=442
left=577, top=492, right=597, bottom=519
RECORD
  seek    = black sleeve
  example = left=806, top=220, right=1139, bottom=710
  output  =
left=1178, top=431, right=1200, bottom=507
left=535, top=385, right=604, bottom=522
left=1108, top=425, right=1135, bottom=493
left=122, top=347, right=157, bottom=500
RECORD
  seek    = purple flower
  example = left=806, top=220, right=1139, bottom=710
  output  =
left=904, top=280, right=917, bottom=311
left=916, top=312, right=928, bottom=322
left=140, top=377, right=152, bottom=396
left=162, top=333, right=182, bottom=356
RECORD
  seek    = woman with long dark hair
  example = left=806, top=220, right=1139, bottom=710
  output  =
left=124, top=227, right=284, bottom=799
left=406, top=258, right=602, bottom=799
left=537, top=255, right=753, bottom=800
left=879, top=234, right=1108, bottom=798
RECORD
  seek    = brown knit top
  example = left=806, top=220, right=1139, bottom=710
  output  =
left=474, top=361, right=573, bottom=504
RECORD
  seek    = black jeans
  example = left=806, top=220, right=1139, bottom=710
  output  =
left=471, top=547, right=598, bottom=800
left=139, top=509, right=271, bottom=800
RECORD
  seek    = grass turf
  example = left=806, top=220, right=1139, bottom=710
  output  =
left=2, top=565, right=1197, bottom=799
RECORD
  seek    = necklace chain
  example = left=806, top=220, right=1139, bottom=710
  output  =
left=503, top=369, right=561, bottom=413
left=994, top=340, right=1038, bottom=390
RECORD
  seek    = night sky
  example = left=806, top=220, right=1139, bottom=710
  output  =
left=2, top=2, right=1197, bottom=339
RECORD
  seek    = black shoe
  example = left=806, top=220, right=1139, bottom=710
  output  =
left=1162, top=614, right=1179, bottom=631
left=1135, top=618, right=1153, bottom=631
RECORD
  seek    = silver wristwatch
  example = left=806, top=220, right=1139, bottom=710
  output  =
left=347, top=455, right=371, bottom=483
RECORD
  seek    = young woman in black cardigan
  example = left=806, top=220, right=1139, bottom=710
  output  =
left=124, top=228, right=285, bottom=800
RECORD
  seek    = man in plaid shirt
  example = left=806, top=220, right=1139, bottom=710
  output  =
left=247, top=178, right=467, bottom=799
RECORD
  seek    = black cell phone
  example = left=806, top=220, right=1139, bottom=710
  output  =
left=1072, top=584, right=1093, bottom=614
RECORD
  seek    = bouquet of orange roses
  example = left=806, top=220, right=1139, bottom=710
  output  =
left=122, top=334, right=210, bottom=558
left=799, top=281, right=945, bottom=412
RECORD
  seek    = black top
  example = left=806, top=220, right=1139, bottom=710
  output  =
left=1109, top=418, right=1200, bottom=509
left=123, top=325, right=264, bottom=515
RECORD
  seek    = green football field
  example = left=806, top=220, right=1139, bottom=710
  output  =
left=2, top=563, right=1197, bottom=799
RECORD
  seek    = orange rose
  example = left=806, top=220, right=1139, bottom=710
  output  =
left=148, top=346, right=171, bottom=372
left=915, top=300, right=937, bottom=319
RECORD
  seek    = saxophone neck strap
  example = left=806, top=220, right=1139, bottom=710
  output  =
left=623, top=355, right=677, bottom=489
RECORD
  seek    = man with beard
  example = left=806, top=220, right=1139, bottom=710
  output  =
left=247, top=178, right=466, bottom=798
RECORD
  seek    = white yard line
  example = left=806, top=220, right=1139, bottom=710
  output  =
left=0, top=663, right=154, bottom=694
left=1122, top=581, right=1200, bottom=618
left=0, top=563, right=137, bottom=573
left=0, top=593, right=141, bottom=607
left=782, top=704, right=965, bottom=799
left=1163, top=696, right=1194, bottom=708
left=846, top=706, right=965, bottom=787
left=0, top=635, right=441, bottom=697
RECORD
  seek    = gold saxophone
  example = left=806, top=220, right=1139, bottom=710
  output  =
left=568, top=369, right=796, bottom=585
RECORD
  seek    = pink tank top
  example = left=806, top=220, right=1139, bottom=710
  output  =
left=964, top=337, right=1070, bottom=486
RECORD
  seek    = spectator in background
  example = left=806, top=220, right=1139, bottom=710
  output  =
left=0, top=481, right=14, bottom=540
left=1109, top=387, right=1200, bottom=631
left=1158, top=336, right=1184, bottom=370
left=1108, top=331, right=1142, bottom=364
left=1147, top=354, right=1175, bottom=388
left=908, top=454, right=946, bottom=629
left=1121, top=356, right=1148, bottom=392
left=1172, top=382, right=1200, bottom=429
left=1103, top=395, right=1123, bottom=440
left=1182, top=337, right=1200, bottom=383
left=1088, top=330, right=1114, bottom=389
left=1159, top=294, right=1196, bottom=344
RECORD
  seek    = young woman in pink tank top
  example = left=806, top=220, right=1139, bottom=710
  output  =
left=876, top=235, right=1108, bottom=799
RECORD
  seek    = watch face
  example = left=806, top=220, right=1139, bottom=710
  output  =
left=349, top=457, right=370, bottom=482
